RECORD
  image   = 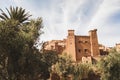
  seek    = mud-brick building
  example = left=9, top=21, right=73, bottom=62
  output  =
left=44, top=29, right=100, bottom=62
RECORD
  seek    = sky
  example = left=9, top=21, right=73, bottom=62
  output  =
left=0, top=0, right=120, bottom=47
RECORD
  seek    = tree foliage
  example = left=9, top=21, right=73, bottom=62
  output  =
left=98, top=51, right=120, bottom=80
left=51, top=54, right=92, bottom=80
left=0, top=6, right=44, bottom=80
left=72, top=63, right=92, bottom=80
left=39, top=51, right=59, bottom=80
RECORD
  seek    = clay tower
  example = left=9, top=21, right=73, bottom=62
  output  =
left=89, top=29, right=100, bottom=56
left=66, top=30, right=76, bottom=61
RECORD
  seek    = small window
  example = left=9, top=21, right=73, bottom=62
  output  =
left=85, top=41, right=88, bottom=43
left=78, top=41, right=82, bottom=43
left=51, top=46, right=54, bottom=49
left=78, top=49, right=81, bottom=53
left=84, top=49, right=88, bottom=53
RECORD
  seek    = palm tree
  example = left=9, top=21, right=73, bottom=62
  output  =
left=0, top=6, right=31, bottom=24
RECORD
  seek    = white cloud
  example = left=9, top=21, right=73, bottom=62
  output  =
left=1, top=0, right=120, bottom=47
left=88, top=0, right=120, bottom=46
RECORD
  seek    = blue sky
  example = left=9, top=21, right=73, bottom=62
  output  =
left=0, top=0, right=120, bottom=47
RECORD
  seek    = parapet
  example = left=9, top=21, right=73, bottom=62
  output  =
left=68, top=30, right=74, bottom=33
left=89, top=29, right=97, bottom=32
left=68, top=30, right=75, bottom=36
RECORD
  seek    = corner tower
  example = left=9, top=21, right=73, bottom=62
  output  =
left=66, top=30, right=76, bottom=61
left=89, top=29, right=100, bottom=56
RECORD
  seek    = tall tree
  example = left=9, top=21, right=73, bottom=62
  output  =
left=0, top=6, right=60, bottom=80
left=0, top=6, right=43, bottom=80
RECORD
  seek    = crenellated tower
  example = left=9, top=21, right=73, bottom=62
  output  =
left=89, top=29, right=100, bottom=56
left=66, top=30, right=76, bottom=61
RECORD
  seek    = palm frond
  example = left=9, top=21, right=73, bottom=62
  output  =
left=0, top=9, right=4, bottom=13
left=0, top=6, right=31, bottom=24
left=10, top=6, right=14, bottom=19
left=0, top=15, right=7, bottom=20
left=6, top=8, right=11, bottom=18
left=1, top=12, right=9, bottom=20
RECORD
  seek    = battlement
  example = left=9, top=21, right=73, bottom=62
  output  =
left=68, top=30, right=74, bottom=36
